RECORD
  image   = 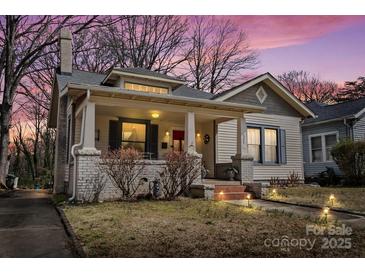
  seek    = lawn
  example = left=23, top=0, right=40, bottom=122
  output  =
left=64, top=198, right=365, bottom=257
left=265, top=187, right=365, bottom=214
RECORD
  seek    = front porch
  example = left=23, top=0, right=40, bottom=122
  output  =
left=60, top=87, right=264, bottom=200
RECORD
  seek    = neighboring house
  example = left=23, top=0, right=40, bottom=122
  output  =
left=48, top=29, right=314, bottom=200
left=302, top=99, right=365, bottom=177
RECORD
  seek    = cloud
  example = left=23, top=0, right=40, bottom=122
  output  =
left=221, top=16, right=365, bottom=49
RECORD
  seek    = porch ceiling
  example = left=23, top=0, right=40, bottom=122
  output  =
left=95, top=105, right=223, bottom=123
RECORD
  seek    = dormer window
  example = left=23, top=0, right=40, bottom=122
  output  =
left=124, top=82, right=169, bottom=94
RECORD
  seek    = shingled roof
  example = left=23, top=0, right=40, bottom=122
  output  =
left=303, top=98, right=365, bottom=125
left=55, top=69, right=212, bottom=100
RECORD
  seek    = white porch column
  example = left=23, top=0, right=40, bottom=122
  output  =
left=82, top=102, right=96, bottom=149
left=184, top=111, right=196, bottom=154
left=236, top=116, right=248, bottom=157
left=231, top=113, right=254, bottom=186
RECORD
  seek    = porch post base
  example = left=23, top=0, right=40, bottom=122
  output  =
left=75, top=148, right=102, bottom=202
left=231, top=154, right=254, bottom=185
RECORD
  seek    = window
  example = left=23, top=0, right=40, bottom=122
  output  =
left=264, top=128, right=278, bottom=162
left=325, top=134, right=337, bottom=161
left=310, top=136, right=322, bottom=162
left=124, top=82, right=169, bottom=94
left=248, top=128, right=261, bottom=161
left=310, top=132, right=338, bottom=162
left=247, top=126, right=281, bottom=163
left=121, top=122, right=146, bottom=152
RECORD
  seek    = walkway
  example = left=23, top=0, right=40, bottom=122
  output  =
left=0, top=190, right=74, bottom=258
left=226, top=199, right=365, bottom=228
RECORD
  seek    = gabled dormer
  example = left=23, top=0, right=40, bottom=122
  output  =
left=101, top=67, right=185, bottom=94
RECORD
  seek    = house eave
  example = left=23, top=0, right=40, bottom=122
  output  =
left=101, top=70, right=186, bottom=86
left=302, top=116, right=355, bottom=127
left=62, top=83, right=266, bottom=114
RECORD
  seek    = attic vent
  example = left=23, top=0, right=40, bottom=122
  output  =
left=256, top=86, right=267, bottom=104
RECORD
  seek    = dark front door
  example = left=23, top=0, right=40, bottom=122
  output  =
left=172, top=130, right=184, bottom=152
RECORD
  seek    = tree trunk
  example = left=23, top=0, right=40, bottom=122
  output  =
left=0, top=104, right=11, bottom=186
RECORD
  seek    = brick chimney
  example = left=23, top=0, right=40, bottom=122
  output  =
left=59, top=28, right=72, bottom=74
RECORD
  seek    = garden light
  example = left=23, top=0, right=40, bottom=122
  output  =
left=323, top=207, right=330, bottom=222
left=329, top=194, right=335, bottom=207
left=247, top=194, right=251, bottom=206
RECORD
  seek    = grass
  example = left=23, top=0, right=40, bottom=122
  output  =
left=64, top=198, right=365, bottom=257
left=266, top=187, right=365, bottom=213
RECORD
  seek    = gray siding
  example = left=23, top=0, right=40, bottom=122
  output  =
left=216, top=114, right=304, bottom=181
left=302, top=121, right=348, bottom=177
left=353, top=115, right=365, bottom=141
left=225, top=83, right=301, bottom=117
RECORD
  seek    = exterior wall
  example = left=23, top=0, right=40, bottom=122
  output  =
left=225, top=83, right=301, bottom=117
left=216, top=113, right=304, bottom=181
left=302, top=121, right=348, bottom=177
left=72, top=149, right=202, bottom=201
left=353, top=115, right=365, bottom=141
left=54, top=95, right=68, bottom=193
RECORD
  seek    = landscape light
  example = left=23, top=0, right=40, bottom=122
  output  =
left=329, top=194, right=335, bottom=207
left=272, top=189, right=277, bottom=194
left=247, top=194, right=251, bottom=207
left=323, top=207, right=330, bottom=222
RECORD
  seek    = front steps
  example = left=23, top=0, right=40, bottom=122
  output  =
left=214, top=185, right=253, bottom=201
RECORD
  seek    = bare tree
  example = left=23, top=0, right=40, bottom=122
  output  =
left=336, top=76, right=365, bottom=102
left=183, top=16, right=258, bottom=94
left=102, top=16, right=189, bottom=73
left=158, top=151, right=201, bottom=200
left=278, top=70, right=339, bottom=103
left=99, top=148, right=146, bottom=200
left=0, top=15, right=99, bottom=186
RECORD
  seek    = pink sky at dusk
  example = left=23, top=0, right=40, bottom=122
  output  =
left=211, top=16, right=365, bottom=84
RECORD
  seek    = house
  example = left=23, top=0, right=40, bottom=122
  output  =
left=302, top=98, right=365, bottom=178
left=48, top=29, right=314, bottom=200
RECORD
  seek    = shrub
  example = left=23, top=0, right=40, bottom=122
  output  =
left=158, top=151, right=201, bottom=200
left=99, top=148, right=146, bottom=200
left=331, top=139, right=365, bottom=185
left=79, top=174, right=107, bottom=203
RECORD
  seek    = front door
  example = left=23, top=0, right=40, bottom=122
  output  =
left=172, top=130, right=184, bottom=152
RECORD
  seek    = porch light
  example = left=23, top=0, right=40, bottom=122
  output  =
left=152, top=113, right=160, bottom=119
left=329, top=194, right=335, bottom=207
left=165, top=131, right=170, bottom=136
left=196, top=131, right=201, bottom=137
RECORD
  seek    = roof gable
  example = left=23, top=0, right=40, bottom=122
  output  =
left=213, top=73, right=315, bottom=118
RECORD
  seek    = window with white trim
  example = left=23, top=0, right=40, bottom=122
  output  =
left=310, top=132, right=338, bottom=162
left=124, top=82, right=169, bottom=94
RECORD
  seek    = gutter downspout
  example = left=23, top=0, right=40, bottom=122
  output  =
left=69, top=89, right=90, bottom=202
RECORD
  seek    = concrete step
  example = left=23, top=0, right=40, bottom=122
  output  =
left=214, top=185, right=253, bottom=201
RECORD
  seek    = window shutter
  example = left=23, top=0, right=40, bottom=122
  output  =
left=150, top=124, right=159, bottom=159
left=109, top=120, right=120, bottom=150
left=279, top=129, right=287, bottom=164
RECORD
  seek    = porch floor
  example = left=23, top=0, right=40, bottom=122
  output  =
left=202, top=178, right=241, bottom=186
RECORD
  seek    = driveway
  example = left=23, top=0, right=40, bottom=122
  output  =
left=227, top=199, right=365, bottom=228
left=0, top=190, right=74, bottom=257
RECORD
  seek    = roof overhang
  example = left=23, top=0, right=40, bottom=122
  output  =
left=62, top=83, right=266, bottom=116
left=101, top=69, right=185, bottom=87
left=213, top=73, right=315, bottom=118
